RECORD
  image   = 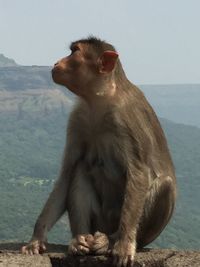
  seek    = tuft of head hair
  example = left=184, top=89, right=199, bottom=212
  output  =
left=70, top=36, right=116, bottom=55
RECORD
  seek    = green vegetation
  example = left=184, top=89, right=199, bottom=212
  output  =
left=152, top=120, right=200, bottom=249
left=0, top=64, right=199, bottom=249
left=0, top=109, right=70, bottom=244
left=0, top=101, right=199, bottom=249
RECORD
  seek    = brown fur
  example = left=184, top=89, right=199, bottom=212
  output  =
left=22, top=37, right=176, bottom=267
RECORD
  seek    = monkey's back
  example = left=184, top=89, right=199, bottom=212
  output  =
left=120, top=84, right=176, bottom=180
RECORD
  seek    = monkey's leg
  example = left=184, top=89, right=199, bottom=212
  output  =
left=137, top=175, right=176, bottom=248
left=67, top=163, right=102, bottom=255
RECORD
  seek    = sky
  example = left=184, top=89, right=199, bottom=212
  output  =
left=0, top=0, right=200, bottom=84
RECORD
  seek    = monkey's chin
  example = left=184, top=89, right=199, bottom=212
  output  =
left=51, top=68, right=66, bottom=86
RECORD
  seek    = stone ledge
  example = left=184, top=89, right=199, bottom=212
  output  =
left=0, top=243, right=199, bottom=267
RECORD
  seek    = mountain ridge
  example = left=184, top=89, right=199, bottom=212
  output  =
left=0, top=54, right=19, bottom=67
left=0, top=60, right=199, bottom=249
left=0, top=63, right=200, bottom=127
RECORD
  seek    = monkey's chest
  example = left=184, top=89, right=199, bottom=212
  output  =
left=84, top=140, right=125, bottom=225
left=84, top=137, right=125, bottom=188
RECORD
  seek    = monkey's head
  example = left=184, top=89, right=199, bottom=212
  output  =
left=52, top=37, right=119, bottom=97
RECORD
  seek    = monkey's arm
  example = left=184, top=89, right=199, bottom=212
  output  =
left=22, top=133, right=82, bottom=254
left=112, top=162, right=149, bottom=266
left=21, top=171, right=72, bottom=254
left=119, top=166, right=149, bottom=238
left=32, top=168, right=71, bottom=241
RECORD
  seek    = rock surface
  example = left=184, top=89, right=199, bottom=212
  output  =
left=0, top=243, right=199, bottom=267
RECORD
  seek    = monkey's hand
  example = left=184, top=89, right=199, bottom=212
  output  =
left=21, top=239, right=46, bottom=255
left=92, top=231, right=109, bottom=255
left=68, top=234, right=94, bottom=255
left=112, top=239, right=136, bottom=267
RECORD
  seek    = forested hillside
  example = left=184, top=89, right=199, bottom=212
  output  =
left=0, top=60, right=199, bottom=249
left=141, top=84, right=200, bottom=128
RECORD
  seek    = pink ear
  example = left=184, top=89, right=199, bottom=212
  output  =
left=100, top=50, right=119, bottom=73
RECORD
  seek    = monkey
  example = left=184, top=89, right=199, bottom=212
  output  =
left=21, top=37, right=176, bottom=267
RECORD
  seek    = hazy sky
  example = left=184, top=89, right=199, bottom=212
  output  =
left=0, top=0, right=200, bottom=84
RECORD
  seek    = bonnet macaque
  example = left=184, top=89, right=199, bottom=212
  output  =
left=22, top=37, right=176, bottom=267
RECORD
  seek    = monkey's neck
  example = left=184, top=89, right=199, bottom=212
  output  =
left=96, top=82, right=116, bottom=96
left=83, top=79, right=118, bottom=107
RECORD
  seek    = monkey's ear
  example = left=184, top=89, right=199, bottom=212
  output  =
left=99, top=51, right=119, bottom=73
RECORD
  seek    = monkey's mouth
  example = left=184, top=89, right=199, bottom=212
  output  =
left=51, top=66, right=59, bottom=74
left=51, top=67, right=61, bottom=83
left=51, top=67, right=61, bottom=80
left=51, top=67, right=68, bottom=87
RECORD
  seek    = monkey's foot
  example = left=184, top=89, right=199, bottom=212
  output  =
left=21, top=240, right=46, bottom=255
left=68, top=234, right=94, bottom=255
left=112, top=240, right=136, bottom=267
left=92, top=231, right=109, bottom=255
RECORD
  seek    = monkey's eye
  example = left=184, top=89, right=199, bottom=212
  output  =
left=71, top=46, right=80, bottom=54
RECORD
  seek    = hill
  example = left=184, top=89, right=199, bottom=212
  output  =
left=0, top=54, right=18, bottom=67
left=0, top=64, right=199, bottom=127
left=141, top=84, right=200, bottom=128
left=0, top=63, right=199, bottom=249
left=0, top=99, right=199, bottom=249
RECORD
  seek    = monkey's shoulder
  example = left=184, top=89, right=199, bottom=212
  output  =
left=67, top=97, right=163, bottom=150
left=68, top=102, right=119, bottom=135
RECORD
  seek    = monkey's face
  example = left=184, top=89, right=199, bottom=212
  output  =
left=52, top=43, right=98, bottom=96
